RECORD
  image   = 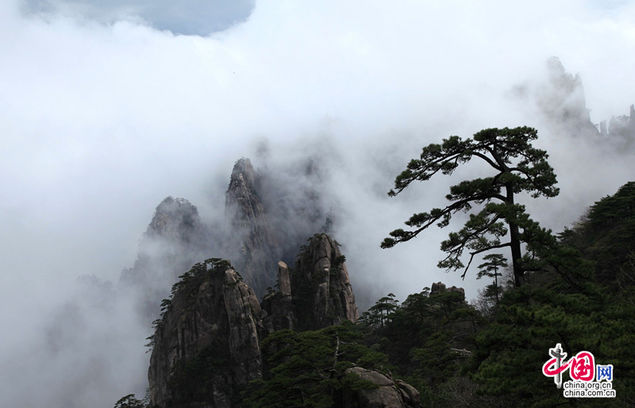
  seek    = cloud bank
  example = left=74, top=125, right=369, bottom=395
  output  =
left=23, top=0, right=255, bottom=35
left=0, top=0, right=634, bottom=407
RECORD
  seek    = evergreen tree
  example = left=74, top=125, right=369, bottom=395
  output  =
left=382, top=127, right=559, bottom=286
left=243, top=322, right=389, bottom=408
left=113, top=394, right=146, bottom=408
left=359, top=293, right=399, bottom=328
left=472, top=182, right=635, bottom=407
left=476, top=253, right=507, bottom=306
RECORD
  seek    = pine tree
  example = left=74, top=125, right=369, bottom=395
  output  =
left=477, top=253, right=507, bottom=306
left=382, top=127, right=559, bottom=286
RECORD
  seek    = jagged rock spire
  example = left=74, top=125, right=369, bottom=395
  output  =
left=225, top=158, right=264, bottom=224
left=225, top=158, right=281, bottom=297
left=262, top=233, right=358, bottom=331
left=291, top=233, right=358, bottom=329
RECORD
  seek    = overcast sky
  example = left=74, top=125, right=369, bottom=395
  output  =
left=1, top=1, right=634, bottom=407
left=23, top=0, right=255, bottom=35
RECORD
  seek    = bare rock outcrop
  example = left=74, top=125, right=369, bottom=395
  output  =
left=291, top=233, right=358, bottom=330
left=430, top=281, right=465, bottom=299
left=342, top=367, right=422, bottom=408
left=262, top=234, right=358, bottom=331
left=260, top=261, right=295, bottom=331
left=147, top=233, right=361, bottom=407
left=148, top=259, right=264, bottom=408
left=225, top=158, right=281, bottom=297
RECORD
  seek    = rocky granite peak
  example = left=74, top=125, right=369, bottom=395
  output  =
left=534, top=57, right=634, bottom=151
left=225, top=158, right=281, bottom=297
left=261, top=234, right=358, bottom=332
left=146, top=196, right=204, bottom=243
left=148, top=259, right=265, bottom=408
left=260, top=261, right=295, bottom=331
left=225, top=158, right=262, bottom=225
left=537, top=57, right=599, bottom=138
left=290, top=233, right=358, bottom=330
left=144, top=234, right=424, bottom=408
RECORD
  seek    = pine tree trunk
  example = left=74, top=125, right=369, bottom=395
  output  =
left=506, top=184, right=524, bottom=287
left=494, top=269, right=500, bottom=305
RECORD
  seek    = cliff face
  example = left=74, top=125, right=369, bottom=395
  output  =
left=225, top=158, right=281, bottom=297
left=122, top=157, right=335, bottom=312
left=148, top=259, right=265, bottom=408
left=260, top=261, right=295, bottom=330
left=290, top=233, right=358, bottom=330
left=148, top=233, right=360, bottom=408
left=261, top=234, right=358, bottom=331
left=132, top=161, right=373, bottom=407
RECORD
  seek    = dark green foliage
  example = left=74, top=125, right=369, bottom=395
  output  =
left=243, top=322, right=386, bottom=408
left=379, top=288, right=479, bottom=373
left=359, top=293, right=399, bottom=328
left=357, top=287, right=488, bottom=407
left=166, top=343, right=232, bottom=407
left=476, top=254, right=507, bottom=307
left=472, top=276, right=635, bottom=407
left=334, top=255, right=346, bottom=267
left=143, top=183, right=633, bottom=408
left=560, top=181, right=635, bottom=288
left=114, top=394, right=146, bottom=408
left=382, top=127, right=559, bottom=287
left=146, top=258, right=235, bottom=352
left=471, top=182, right=635, bottom=407
left=367, top=182, right=634, bottom=407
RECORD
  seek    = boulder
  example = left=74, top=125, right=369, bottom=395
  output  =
left=343, top=367, right=421, bottom=408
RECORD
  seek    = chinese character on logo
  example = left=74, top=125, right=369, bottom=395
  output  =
left=569, top=351, right=595, bottom=381
left=596, top=364, right=613, bottom=382
left=542, top=345, right=597, bottom=385
left=542, top=343, right=568, bottom=388
left=542, top=344, right=616, bottom=398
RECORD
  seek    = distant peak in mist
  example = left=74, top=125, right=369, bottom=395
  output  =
left=147, top=196, right=202, bottom=240
left=513, top=57, right=634, bottom=152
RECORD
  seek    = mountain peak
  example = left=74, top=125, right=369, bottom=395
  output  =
left=225, top=158, right=280, bottom=296
left=147, top=196, right=202, bottom=242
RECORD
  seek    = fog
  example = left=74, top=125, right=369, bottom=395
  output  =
left=1, top=0, right=634, bottom=406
